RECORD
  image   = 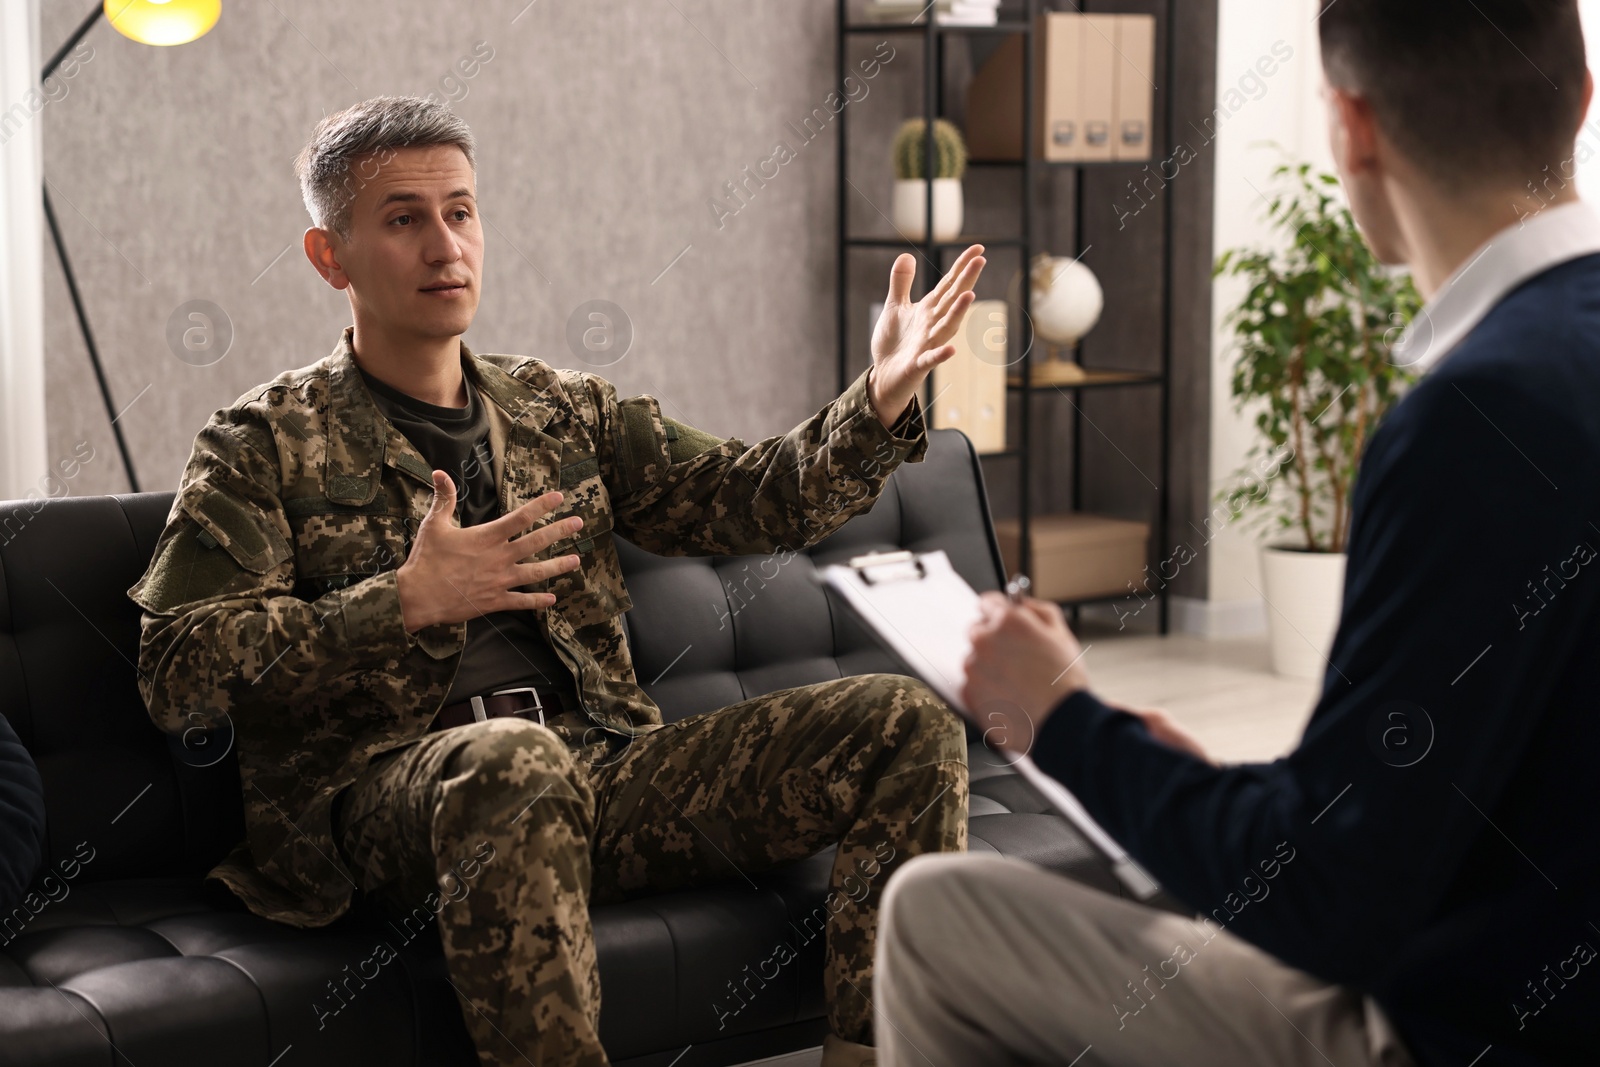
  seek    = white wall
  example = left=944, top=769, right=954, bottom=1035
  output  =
left=0, top=0, right=48, bottom=506
left=1578, top=2, right=1600, bottom=200
left=1185, top=0, right=1332, bottom=637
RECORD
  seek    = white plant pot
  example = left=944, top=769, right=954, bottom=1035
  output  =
left=892, top=178, right=964, bottom=242
left=1259, top=545, right=1347, bottom=680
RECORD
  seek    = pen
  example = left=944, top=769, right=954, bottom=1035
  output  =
left=1005, top=574, right=1031, bottom=603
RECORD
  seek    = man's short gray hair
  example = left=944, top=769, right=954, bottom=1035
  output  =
left=293, top=95, right=476, bottom=240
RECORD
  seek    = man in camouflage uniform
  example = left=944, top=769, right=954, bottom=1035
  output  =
left=128, top=96, right=985, bottom=1067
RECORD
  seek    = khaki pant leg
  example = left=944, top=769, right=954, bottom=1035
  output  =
left=333, top=717, right=606, bottom=1067
left=874, top=852, right=1417, bottom=1067
left=586, top=673, right=969, bottom=1045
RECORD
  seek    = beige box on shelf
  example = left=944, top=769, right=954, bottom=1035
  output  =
left=993, top=512, right=1151, bottom=602
left=1112, top=15, right=1156, bottom=161
left=1039, top=13, right=1082, bottom=161
left=1077, top=14, right=1118, bottom=162
left=965, top=13, right=1156, bottom=164
left=931, top=299, right=1008, bottom=454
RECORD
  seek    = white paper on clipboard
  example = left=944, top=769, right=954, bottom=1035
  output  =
left=819, top=549, right=1162, bottom=900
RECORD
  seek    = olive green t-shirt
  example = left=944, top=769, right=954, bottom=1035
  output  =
left=358, top=360, right=576, bottom=708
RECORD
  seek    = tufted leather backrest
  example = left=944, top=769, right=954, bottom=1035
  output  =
left=0, top=430, right=1003, bottom=886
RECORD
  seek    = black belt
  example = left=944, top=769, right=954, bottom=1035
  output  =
left=431, top=686, right=570, bottom=733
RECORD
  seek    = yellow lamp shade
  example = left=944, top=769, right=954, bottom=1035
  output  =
left=104, top=0, right=221, bottom=47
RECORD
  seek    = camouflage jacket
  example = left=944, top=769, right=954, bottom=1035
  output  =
left=128, top=325, right=927, bottom=927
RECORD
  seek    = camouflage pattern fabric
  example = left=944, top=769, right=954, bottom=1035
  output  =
left=126, top=325, right=928, bottom=916
left=330, top=673, right=967, bottom=1064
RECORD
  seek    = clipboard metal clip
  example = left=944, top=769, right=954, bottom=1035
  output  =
left=847, top=550, right=928, bottom=586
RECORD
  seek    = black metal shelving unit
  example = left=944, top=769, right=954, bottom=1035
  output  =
left=835, top=0, right=1176, bottom=633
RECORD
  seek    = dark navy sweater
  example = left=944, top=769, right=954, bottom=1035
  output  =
left=1034, top=253, right=1600, bottom=1066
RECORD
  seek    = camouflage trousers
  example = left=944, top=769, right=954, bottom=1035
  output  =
left=331, top=673, right=969, bottom=1066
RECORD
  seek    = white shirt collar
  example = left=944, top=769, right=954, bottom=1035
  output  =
left=1391, top=199, right=1600, bottom=373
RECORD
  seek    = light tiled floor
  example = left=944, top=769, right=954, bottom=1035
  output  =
left=731, top=631, right=1315, bottom=1066
left=1068, top=623, right=1321, bottom=763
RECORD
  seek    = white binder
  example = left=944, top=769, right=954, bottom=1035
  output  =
left=819, top=549, right=1162, bottom=900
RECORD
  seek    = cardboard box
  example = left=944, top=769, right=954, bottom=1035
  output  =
left=1077, top=15, right=1118, bottom=162
left=1112, top=15, right=1156, bottom=161
left=931, top=299, right=1008, bottom=454
left=993, top=512, right=1151, bottom=601
left=1040, top=13, right=1082, bottom=161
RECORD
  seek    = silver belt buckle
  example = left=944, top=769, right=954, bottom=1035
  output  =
left=485, top=685, right=545, bottom=727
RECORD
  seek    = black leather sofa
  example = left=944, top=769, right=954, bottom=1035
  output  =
left=0, top=429, right=1115, bottom=1066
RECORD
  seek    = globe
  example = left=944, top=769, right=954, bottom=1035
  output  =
left=1013, top=254, right=1104, bottom=347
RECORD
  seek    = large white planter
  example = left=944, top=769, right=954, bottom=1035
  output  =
left=1259, top=545, right=1346, bottom=680
left=892, top=177, right=964, bottom=242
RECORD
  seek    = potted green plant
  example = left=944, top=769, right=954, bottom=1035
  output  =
left=891, top=118, right=967, bottom=242
left=1215, top=161, right=1422, bottom=679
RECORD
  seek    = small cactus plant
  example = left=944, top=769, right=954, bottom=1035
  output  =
left=892, top=118, right=968, bottom=181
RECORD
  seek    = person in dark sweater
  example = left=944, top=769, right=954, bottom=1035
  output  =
left=0, top=714, right=45, bottom=915
left=873, top=2, right=1599, bottom=1065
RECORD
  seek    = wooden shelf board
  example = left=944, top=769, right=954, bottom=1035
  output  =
left=842, top=21, right=1031, bottom=35
left=845, top=235, right=1025, bottom=249
left=966, top=158, right=1152, bottom=168
left=1006, top=366, right=1162, bottom=389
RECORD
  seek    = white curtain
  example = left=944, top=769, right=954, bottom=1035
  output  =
left=0, top=0, right=47, bottom=504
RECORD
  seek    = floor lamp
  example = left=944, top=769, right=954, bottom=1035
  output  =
left=41, top=0, right=220, bottom=493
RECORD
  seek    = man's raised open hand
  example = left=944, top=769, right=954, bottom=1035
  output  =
left=867, top=243, right=986, bottom=427
left=395, top=471, right=584, bottom=633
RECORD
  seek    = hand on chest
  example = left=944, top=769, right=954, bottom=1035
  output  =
left=287, top=422, right=616, bottom=618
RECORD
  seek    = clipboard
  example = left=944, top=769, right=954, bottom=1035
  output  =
left=819, top=549, right=1163, bottom=901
